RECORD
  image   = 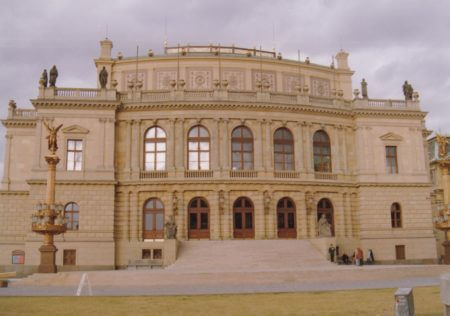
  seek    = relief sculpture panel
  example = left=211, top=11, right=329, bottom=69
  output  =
left=310, top=77, right=331, bottom=97
left=123, top=70, right=147, bottom=90
left=252, top=70, right=276, bottom=91
left=187, top=68, right=212, bottom=89
left=154, top=69, right=177, bottom=90
left=222, top=69, right=245, bottom=90
left=282, top=73, right=304, bottom=93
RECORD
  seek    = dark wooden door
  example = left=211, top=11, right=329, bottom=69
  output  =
left=277, top=198, right=297, bottom=238
left=395, top=245, right=405, bottom=260
left=233, top=197, right=254, bottom=239
left=188, top=197, right=210, bottom=239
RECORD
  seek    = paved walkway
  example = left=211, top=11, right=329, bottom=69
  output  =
left=1, top=240, right=449, bottom=296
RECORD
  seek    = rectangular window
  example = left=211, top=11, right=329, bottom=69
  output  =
left=385, top=146, right=398, bottom=174
left=12, top=251, right=25, bottom=264
left=67, top=140, right=83, bottom=171
left=395, top=245, right=405, bottom=260
left=63, top=249, right=76, bottom=265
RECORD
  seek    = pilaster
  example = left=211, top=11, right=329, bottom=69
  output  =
left=1, top=135, right=12, bottom=190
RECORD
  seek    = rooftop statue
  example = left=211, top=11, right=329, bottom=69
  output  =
left=49, top=65, right=58, bottom=87
left=361, top=79, right=368, bottom=99
left=99, top=66, right=108, bottom=89
left=43, top=120, right=63, bottom=155
left=39, top=69, right=48, bottom=88
left=436, top=134, right=449, bottom=159
left=402, top=80, right=413, bottom=100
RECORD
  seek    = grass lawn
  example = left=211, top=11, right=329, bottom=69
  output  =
left=0, top=286, right=442, bottom=316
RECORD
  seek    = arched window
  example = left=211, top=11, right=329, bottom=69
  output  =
left=232, top=126, right=254, bottom=170
left=233, top=197, right=254, bottom=238
left=274, top=128, right=294, bottom=170
left=145, top=126, right=166, bottom=171
left=317, top=198, right=334, bottom=237
left=313, top=130, right=332, bottom=172
left=143, top=198, right=164, bottom=239
left=391, top=203, right=402, bottom=228
left=64, top=202, right=79, bottom=230
left=188, top=125, right=210, bottom=170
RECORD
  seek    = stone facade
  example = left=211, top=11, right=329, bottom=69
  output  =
left=0, top=40, right=437, bottom=274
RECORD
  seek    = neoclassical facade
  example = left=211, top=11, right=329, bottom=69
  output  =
left=0, top=39, right=438, bottom=273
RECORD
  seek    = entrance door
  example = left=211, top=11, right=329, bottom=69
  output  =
left=233, top=197, right=254, bottom=238
left=277, top=197, right=297, bottom=238
left=188, top=197, right=210, bottom=239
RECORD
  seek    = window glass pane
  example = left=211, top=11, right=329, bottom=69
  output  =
left=155, top=199, right=163, bottom=208
left=75, top=161, right=82, bottom=171
left=288, top=212, right=295, bottom=228
left=189, top=127, right=198, bottom=137
left=245, top=212, right=253, bottom=229
left=67, top=160, right=74, bottom=171
left=232, top=161, right=241, bottom=169
left=145, top=213, right=153, bottom=230
left=234, top=213, right=242, bottom=229
left=156, top=142, right=166, bottom=151
left=146, top=128, right=156, bottom=138
left=189, top=162, right=199, bottom=170
left=200, top=199, right=207, bottom=208
left=200, top=161, right=209, bottom=170
left=199, top=127, right=209, bottom=137
left=286, top=154, right=293, bottom=163
left=188, top=142, right=198, bottom=151
left=200, top=152, right=209, bottom=162
left=188, top=152, right=198, bottom=162
left=145, top=199, right=154, bottom=208
left=68, top=140, right=75, bottom=150
left=189, top=213, right=197, bottom=229
left=242, top=128, right=252, bottom=138
left=232, top=152, right=241, bottom=162
left=243, top=143, right=252, bottom=151
left=75, top=152, right=82, bottom=163
left=156, top=213, right=164, bottom=230
left=274, top=154, right=282, bottom=163
left=72, top=203, right=80, bottom=211
left=244, top=162, right=253, bottom=170
left=145, top=142, right=155, bottom=152
left=277, top=213, right=285, bottom=228
left=75, top=141, right=83, bottom=150
left=146, top=153, right=154, bottom=163
left=156, top=162, right=165, bottom=170
left=244, top=199, right=252, bottom=208
left=156, top=153, right=165, bottom=164
left=274, top=144, right=282, bottom=152
left=199, top=142, right=209, bottom=150
left=156, top=127, right=166, bottom=138
left=243, top=153, right=252, bottom=162
left=200, top=213, right=208, bottom=229
left=232, top=142, right=241, bottom=151
left=73, top=212, right=79, bottom=221
left=285, top=144, right=293, bottom=153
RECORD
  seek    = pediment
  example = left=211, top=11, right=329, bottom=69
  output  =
left=379, top=132, right=403, bottom=142
left=62, top=125, right=89, bottom=134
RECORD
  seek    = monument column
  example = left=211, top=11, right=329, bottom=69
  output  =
left=1, top=135, right=12, bottom=190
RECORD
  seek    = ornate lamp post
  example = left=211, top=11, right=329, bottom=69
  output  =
left=31, top=120, right=67, bottom=273
left=433, top=134, right=450, bottom=264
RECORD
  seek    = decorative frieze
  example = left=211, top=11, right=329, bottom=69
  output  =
left=187, top=68, right=212, bottom=89
left=310, top=77, right=331, bottom=97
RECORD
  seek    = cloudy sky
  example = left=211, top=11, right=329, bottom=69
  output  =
left=0, top=0, right=449, bottom=173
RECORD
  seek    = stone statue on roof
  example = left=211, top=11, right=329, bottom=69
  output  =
left=39, top=69, right=48, bottom=88
left=361, top=79, right=368, bottom=99
left=436, top=134, right=448, bottom=159
left=49, top=65, right=58, bottom=87
left=99, top=66, right=108, bottom=89
left=402, top=80, right=413, bottom=100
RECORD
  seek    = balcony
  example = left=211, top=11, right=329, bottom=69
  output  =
left=230, top=170, right=258, bottom=178
left=314, top=172, right=338, bottom=180
left=184, top=170, right=213, bottom=178
left=140, top=170, right=168, bottom=179
left=274, top=171, right=300, bottom=179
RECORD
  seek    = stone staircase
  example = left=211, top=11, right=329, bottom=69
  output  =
left=167, top=239, right=333, bottom=273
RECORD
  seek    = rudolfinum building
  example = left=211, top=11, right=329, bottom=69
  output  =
left=0, top=39, right=438, bottom=274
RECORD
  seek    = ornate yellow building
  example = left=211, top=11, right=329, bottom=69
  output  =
left=0, top=39, right=438, bottom=274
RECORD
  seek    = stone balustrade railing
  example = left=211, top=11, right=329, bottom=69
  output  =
left=33, top=86, right=420, bottom=111
left=8, top=108, right=37, bottom=119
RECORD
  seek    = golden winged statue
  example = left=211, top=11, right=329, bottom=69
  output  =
left=43, top=120, right=63, bottom=154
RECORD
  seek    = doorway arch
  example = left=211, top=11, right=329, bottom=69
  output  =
left=188, top=197, right=210, bottom=239
left=277, top=197, right=297, bottom=238
left=233, top=197, right=255, bottom=239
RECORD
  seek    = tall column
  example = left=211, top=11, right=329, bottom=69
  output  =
left=211, top=119, right=220, bottom=172
left=129, top=190, right=138, bottom=241
left=265, top=120, right=273, bottom=172
left=344, top=192, right=352, bottom=237
left=106, top=118, right=115, bottom=170
left=167, top=119, right=175, bottom=172
left=97, top=118, right=106, bottom=169
left=259, top=120, right=265, bottom=171
left=127, top=191, right=131, bottom=241
left=33, top=118, right=43, bottom=170
left=335, top=193, right=345, bottom=237
left=2, top=135, right=12, bottom=190
left=341, top=126, right=348, bottom=175
left=303, top=122, right=313, bottom=174
left=330, top=125, right=340, bottom=174
left=175, top=119, right=185, bottom=174
left=294, top=123, right=303, bottom=172
left=299, top=192, right=308, bottom=238
left=224, top=119, right=230, bottom=171
left=125, top=121, right=132, bottom=177
left=131, top=120, right=141, bottom=178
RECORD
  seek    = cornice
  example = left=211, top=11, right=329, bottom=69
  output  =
left=357, top=182, right=431, bottom=188
left=31, top=99, right=121, bottom=110
left=27, top=179, right=117, bottom=186
left=1, top=120, right=36, bottom=128
left=353, top=108, right=426, bottom=119
left=0, top=190, right=29, bottom=195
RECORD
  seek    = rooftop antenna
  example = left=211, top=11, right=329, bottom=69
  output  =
left=218, top=43, right=222, bottom=84
left=297, top=50, right=301, bottom=91
left=105, top=24, right=109, bottom=39
left=164, top=17, right=168, bottom=48
left=177, top=43, right=180, bottom=89
left=272, top=22, right=276, bottom=53
left=259, top=45, right=263, bottom=92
